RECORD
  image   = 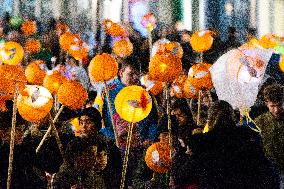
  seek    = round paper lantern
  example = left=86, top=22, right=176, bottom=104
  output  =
left=17, top=85, right=53, bottom=122
left=141, top=13, right=157, bottom=31
left=151, top=39, right=170, bottom=57
left=21, top=20, right=37, bottom=36
left=43, top=71, right=66, bottom=94
left=24, top=39, right=41, bottom=54
left=183, top=77, right=199, bottom=99
left=279, top=56, right=284, bottom=73
left=145, top=142, right=171, bottom=173
left=149, top=53, right=182, bottom=82
left=57, top=80, right=88, bottom=110
left=88, top=53, right=118, bottom=82
left=9, top=16, right=24, bottom=29
left=25, top=60, right=46, bottom=85
left=171, top=74, right=187, bottom=98
left=114, top=85, right=152, bottom=123
left=68, top=42, right=89, bottom=61
left=164, top=42, right=183, bottom=59
left=0, top=41, right=24, bottom=65
left=187, top=62, right=213, bottom=90
left=113, top=39, right=133, bottom=57
left=0, top=64, right=27, bottom=94
left=59, top=32, right=81, bottom=51
left=140, top=74, right=164, bottom=95
left=259, top=34, right=278, bottom=49
left=103, top=19, right=127, bottom=37
left=190, top=30, right=213, bottom=53
left=0, top=75, right=16, bottom=111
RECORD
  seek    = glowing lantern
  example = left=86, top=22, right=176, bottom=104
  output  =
left=68, top=41, right=89, bottom=61
left=0, top=75, right=16, bottom=111
left=151, top=39, right=170, bottom=57
left=112, top=39, right=133, bottom=58
left=188, top=62, right=213, bottom=90
left=141, top=13, right=157, bottom=31
left=17, top=85, right=53, bottom=122
left=190, top=30, right=213, bottom=53
left=103, top=19, right=127, bottom=37
left=114, top=85, right=152, bottom=123
left=183, top=77, right=199, bottom=99
left=59, top=33, right=81, bottom=52
left=259, top=34, right=278, bottom=49
left=70, top=118, right=80, bottom=136
left=149, top=53, right=182, bottom=82
left=21, top=20, right=37, bottom=36
left=140, top=74, right=164, bottom=95
left=88, top=53, right=118, bottom=82
left=57, top=80, right=88, bottom=110
left=170, top=74, right=187, bottom=98
left=24, top=39, right=41, bottom=54
left=25, top=60, right=46, bottom=85
left=164, top=42, right=183, bottom=58
left=145, top=142, right=171, bottom=173
left=279, top=56, right=284, bottom=73
left=43, top=71, right=66, bottom=94
left=0, top=41, right=24, bottom=65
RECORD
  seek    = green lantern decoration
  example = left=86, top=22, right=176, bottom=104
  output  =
left=9, top=16, right=24, bottom=29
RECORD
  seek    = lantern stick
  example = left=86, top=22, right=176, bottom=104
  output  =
left=165, top=84, right=173, bottom=158
left=104, top=81, right=119, bottom=147
left=36, top=105, right=65, bottom=153
left=197, top=90, right=202, bottom=126
left=200, top=52, right=203, bottom=62
left=6, top=83, right=19, bottom=189
left=120, top=122, right=134, bottom=189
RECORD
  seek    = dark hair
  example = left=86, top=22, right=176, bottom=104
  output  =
left=157, top=114, right=178, bottom=136
left=263, top=84, right=284, bottom=103
left=207, top=100, right=236, bottom=130
left=171, top=99, right=195, bottom=125
left=78, top=107, right=102, bottom=132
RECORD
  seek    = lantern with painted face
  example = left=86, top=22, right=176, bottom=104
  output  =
left=25, top=60, right=46, bottom=85
left=103, top=19, right=127, bottom=37
left=188, top=62, right=213, bottom=90
left=0, top=41, right=24, bottom=65
left=68, top=41, right=89, bottom=61
left=17, top=85, right=53, bottom=122
left=115, top=85, right=152, bottom=123
left=145, top=142, right=171, bottom=173
left=140, top=74, right=164, bottom=95
left=183, top=77, right=199, bottom=99
left=88, top=53, right=118, bottom=82
left=149, top=53, right=182, bottom=82
left=57, top=80, right=88, bottom=110
left=190, top=30, right=213, bottom=53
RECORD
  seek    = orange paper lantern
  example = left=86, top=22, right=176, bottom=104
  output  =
left=57, top=80, right=88, bottom=110
left=21, top=20, right=37, bottom=36
left=190, top=30, right=213, bottom=53
left=24, top=39, right=41, bottom=54
left=43, top=71, right=66, bottom=94
left=149, top=53, right=182, bottom=82
left=164, top=42, right=183, bottom=58
left=170, top=74, right=187, bottom=98
left=259, top=34, right=278, bottom=49
left=59, top=32, right=81, bottom=51
left=113, top=39, right=133, bottom=57
left=115, top=85, right=152, bottom=123
left=17, top=85, right=53, bottom=122
left=0, top=75, right=16, bottom=111
left=145, top=142, right=171, bottom=173
left=88, top=53, right=118, bottom=82
left=187, top=62, right=213, bottom=90
left=140, top=74, right=164, bottom=95
left=68, top=42, right=89, bottom=61
left=103, top=19, right=127, bottom=37
left=0, top=41, right=24, bottom=65
left=183, top=77, right=200, bottom=99
left=25, top=60, right=46, bottom=85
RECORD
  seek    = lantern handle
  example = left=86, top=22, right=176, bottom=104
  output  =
left=6, top=82, right=19, bottom=189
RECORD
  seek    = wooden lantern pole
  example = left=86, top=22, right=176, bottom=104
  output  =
left=104, top=81, right=119, bottom=147
left=120, top=122, right=134, bottom=189
left=6, top=83, right=19, bottom=189
left=196, top=90, right=202, bottom=126
left=165, top=83, right=173, bottom=158
left=36, top=105, right=65, bottom=154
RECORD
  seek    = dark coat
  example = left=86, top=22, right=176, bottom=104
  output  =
left=172, top=127, right=280, bottom=189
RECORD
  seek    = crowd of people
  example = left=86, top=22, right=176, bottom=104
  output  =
left=0, top=13, right=283, bottom=189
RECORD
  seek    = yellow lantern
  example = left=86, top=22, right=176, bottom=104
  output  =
left=279, top=56, right=284, bottom=73
left=0, top=41, right=24, bottom=65
left=259, top=34, right=278, bottom=49
left=25, top=60, right=46, bottom=85
left=145, top=142, right=171, bottom=173
left=57, top=80, right=88, bottom=110
left=88, top=53, right=118, bottom=82
left=17, top=85, right=53, bottom=122
left=149, top=53, right=182, bottom=82
left=114, top=85, right=152, bottom=123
